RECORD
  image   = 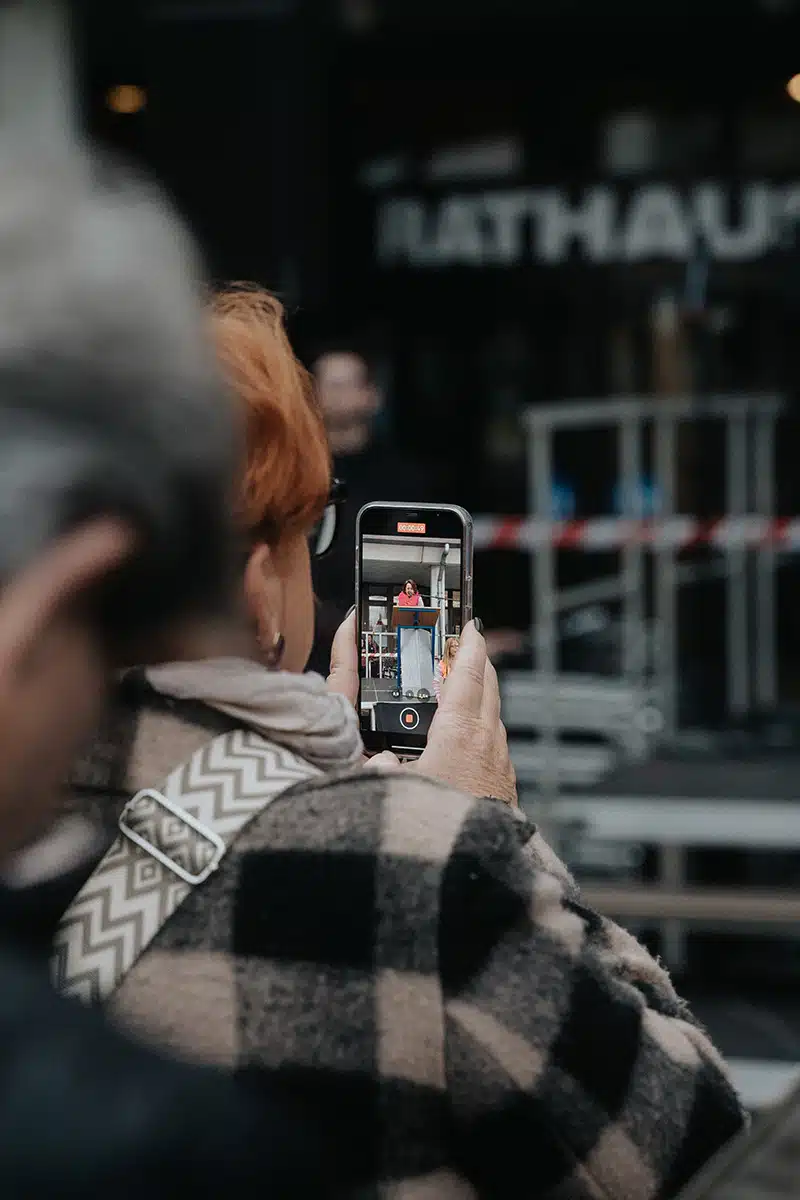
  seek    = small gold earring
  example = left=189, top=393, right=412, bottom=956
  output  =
left=263, top=631, right=286, bottom=669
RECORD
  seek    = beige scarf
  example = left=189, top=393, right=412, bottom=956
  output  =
left=4, top=662, right=363, bottom=890
left=145, top=659, right=364, bottom=773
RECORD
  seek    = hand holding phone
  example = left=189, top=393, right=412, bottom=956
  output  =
left=329, top=547, right=516, bottom=802
left=369, top=618, right=517, bottom=806
left=356, top=503, right=473, bottom=757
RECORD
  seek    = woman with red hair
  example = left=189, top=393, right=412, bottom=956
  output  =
left=60, top=286, right=744, bottom=1200
left=208, top=286, right=341, bottom=675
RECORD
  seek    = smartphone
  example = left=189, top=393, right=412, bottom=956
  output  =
left=356, top=502, right=474, bottom=756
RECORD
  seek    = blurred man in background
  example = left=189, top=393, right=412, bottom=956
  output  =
left=313, top=345, right=381, bottom=458
left=307, top=341, right=444, bottom=673
left=306, top=341, right=521, bottom=671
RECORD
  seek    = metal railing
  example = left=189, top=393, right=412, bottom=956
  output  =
left=521, top=393, right=784, bottom=804
left=361, top=630, right=397, bottom=679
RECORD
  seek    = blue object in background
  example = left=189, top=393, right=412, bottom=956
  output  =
left=612, top=477, right=662, bottom=517
left=551, top=478, right=576, bottom=519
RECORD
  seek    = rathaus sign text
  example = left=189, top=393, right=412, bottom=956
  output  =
left=376, top=183, right=800, bottom=266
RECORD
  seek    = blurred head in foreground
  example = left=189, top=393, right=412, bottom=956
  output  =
left=0, top=146, right=241, bottom=649
left=0, top=146, right=239, bottom=849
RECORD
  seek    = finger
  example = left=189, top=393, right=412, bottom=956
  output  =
left=0, top=519, right=135, bottom=671
left=366, top=750, right=401, bottom=773
left=438, top=619, right=486, bottom=719
left=481, top=658, right=502, bottom=726
left=327, top=609, right=359, bottom=709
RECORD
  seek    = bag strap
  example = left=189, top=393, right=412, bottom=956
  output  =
left=53, top=727, right=322, bottom=1004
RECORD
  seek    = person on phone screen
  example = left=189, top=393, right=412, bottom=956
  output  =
left=397, top=578, right=424, bottom=608
left=433, top=636, right=459, bottom=702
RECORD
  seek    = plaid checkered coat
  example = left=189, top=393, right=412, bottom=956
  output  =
left=67, top=689, right=745, bottom=1199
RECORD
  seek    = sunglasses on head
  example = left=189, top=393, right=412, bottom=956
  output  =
left=308, top=478, right=346, bottom=560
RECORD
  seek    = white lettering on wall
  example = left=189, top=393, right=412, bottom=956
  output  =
left=622, top=185, right=690, bottom=260
left=533, top=187, right=616, bottom=263
left=377, top=197, right=429, bottom=265
left=780, top=183, right=800, bottom=222
left=694, top=183, right=771, bottom=259
left=433, top=196, right=484, bottom=264
left=483, top=191, right=531, bottom=264
left=375, top=182, right=800, bottom=267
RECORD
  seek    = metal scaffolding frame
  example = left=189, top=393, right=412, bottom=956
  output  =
left=524, top=393, right=785, bottom=803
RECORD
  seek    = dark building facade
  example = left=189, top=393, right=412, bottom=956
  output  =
left=79, top=0, right=800, bottom=645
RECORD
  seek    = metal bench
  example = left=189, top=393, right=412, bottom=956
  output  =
left=502, top=671, right=661, bottom=757
left=509, top=741, right=618, bottom=790
left=502, top=671, right=661, bottom=791
left=726, top=1060, right=800, bottom=1112
left=533, top=794, right=800, bottom=971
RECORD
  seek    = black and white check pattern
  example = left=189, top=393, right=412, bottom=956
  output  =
left=61, top=699, right=747, bottom=1199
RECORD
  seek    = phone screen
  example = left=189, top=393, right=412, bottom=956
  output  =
left=356, top=504, right=473, bottom=755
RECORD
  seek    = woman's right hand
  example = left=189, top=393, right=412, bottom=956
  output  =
left=326, top=608, right=359, bottom=710
left=372, top=620, right=518, bottom=807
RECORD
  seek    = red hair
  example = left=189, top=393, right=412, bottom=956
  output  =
left=209, top=285, right=331, bottom=541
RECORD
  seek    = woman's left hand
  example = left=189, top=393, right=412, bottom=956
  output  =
left=371, top=620, right=517, bottom=806
left=326, top=611, right=516, bottom=806
left=327, top=609, right=378, bottom=767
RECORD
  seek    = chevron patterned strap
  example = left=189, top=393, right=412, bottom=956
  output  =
left=52, top=728, right=321, bottom=1004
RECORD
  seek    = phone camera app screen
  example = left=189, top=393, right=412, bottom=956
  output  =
left=359, top=522, right=463, bottom=739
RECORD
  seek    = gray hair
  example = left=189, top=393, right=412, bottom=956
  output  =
left=0, top=145, right=240, bottom=640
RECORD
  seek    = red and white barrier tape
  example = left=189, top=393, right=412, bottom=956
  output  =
left=473, top=516, right=800, bottom=552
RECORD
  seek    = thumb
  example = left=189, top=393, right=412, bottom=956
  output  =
left=326, top=609, right=359, bottom=709
left=366, top=751, right=402, bottom=772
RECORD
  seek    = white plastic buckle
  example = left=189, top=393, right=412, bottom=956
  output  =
left=119, top=789, right=225, bottom=886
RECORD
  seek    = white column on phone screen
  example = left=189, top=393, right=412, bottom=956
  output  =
left=437, top=543, right=451, bottom=656
left=429, top=566, right=441, bottom=657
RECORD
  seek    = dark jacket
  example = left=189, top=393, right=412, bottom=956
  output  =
left=0, top=883, right=333, bottom=1198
